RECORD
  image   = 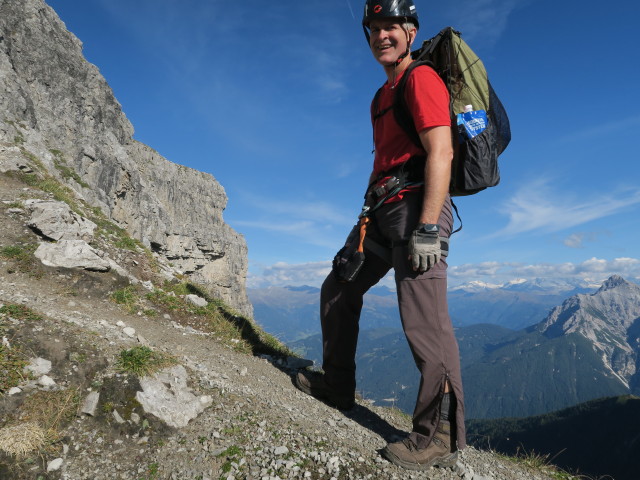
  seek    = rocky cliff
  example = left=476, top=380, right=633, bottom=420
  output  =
left=0, top=0, right=252, bottom=316
left=539, top=275, right=640, bottom=390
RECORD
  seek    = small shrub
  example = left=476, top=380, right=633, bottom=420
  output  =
left=116, top=346, right=177, bottom=377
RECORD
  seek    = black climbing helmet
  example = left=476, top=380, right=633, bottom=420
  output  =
left=362, top=0, right=420, bottom=31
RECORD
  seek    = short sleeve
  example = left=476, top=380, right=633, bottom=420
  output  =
left=404, top=66, right=451, bottom=132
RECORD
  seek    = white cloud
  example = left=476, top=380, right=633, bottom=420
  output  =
left=247, top=261, right=332, bottom=288
left=563, top=232, right=602, bottom=249
left=248, top=257, right=640, bottom=290
left=496, top=179, right=640, bottom=237
left=563, top=233, right=585, bottom=248
left=248, top=259, right=396, bottom=289
left=448, top=257, right=640, bottom=287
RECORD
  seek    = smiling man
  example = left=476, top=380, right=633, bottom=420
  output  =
left=295, top=0, right=466, bottom=471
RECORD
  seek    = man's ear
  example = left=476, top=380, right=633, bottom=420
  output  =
left=409, top=27, right=417, bottom=46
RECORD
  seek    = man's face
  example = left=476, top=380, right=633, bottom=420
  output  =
left=368, top=18, right=415, bottom=66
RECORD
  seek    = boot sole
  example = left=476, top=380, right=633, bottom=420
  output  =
left=381, top=448, right=458, bottom=471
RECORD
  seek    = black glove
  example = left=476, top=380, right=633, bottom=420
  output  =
left=408, top=223, right=441, bottom=272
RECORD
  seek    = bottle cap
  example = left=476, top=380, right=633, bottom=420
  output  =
left=464, top=105, right=473, bottom=113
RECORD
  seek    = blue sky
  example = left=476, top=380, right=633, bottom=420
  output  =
left=46, top=0, right=640, bottom=289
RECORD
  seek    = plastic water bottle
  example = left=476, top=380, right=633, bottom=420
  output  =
left=457, top=104, right=487, bottom=140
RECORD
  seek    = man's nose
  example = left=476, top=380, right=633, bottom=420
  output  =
left=371, top=30, right=388, bottom=45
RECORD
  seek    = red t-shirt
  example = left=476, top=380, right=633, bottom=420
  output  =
left=371, top=64, right=451, bottom=176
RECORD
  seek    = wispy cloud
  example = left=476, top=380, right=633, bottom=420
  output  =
left=232, top=191, right=355, bottom=249
left=448, top=0, right=529, bottom=47
left=238, top=192, right=353, bottom=226
left=345, top=0, right=357, bottom=21
left=556, top=115, right=640, bottom=146
left=496, top=179, right=640, bottom=237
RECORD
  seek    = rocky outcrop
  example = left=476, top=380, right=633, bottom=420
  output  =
left=0, top=0, right=252, bottom=316
left=540, top=275, right=640, bottom=388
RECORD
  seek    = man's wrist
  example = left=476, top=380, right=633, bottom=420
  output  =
left=416, top=223, right=440, bottom=234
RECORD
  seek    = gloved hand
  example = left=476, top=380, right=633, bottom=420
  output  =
left=408, top=223, right=441, bottom=272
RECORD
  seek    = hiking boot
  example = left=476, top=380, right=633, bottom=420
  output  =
left=295, top=371, right=355, bottom=410
left=381, top=421, right=458, bottom=471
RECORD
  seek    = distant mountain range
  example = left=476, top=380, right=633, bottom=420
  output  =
left=467, top=395, right=640, bottom=480
left=287, top=275, right=640, bottom=420
left=448, top=278, right=594, bottom=329
left=248, top=276, right=599, bottom=342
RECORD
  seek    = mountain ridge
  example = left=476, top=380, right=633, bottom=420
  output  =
left=0, top=0, right=252, bottom=316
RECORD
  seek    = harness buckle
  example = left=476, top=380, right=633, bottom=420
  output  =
left=373, top=176, right=400, bottom=198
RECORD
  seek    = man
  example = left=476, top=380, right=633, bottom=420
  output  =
left=295, top=0, right=465, bottom=471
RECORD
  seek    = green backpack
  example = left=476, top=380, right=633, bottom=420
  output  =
left=384, top=27, right=511, bottom=196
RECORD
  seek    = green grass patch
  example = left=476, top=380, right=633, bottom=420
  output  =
left=0, top=303, right=42, bottom=321
left=19, top=148, right=44, bottom=170
left=0, top=243, right=38, bottom=275
left=114, top=235, right=141, bottom=251
left=498, top=449, right=579, bottom=480
left=15, top=172, right=82, bottom=213
left=0, top=244, right=36, bottom=262
left=218, top=445, right=244, bottom=474
left=110, top=286, right=139, bottom=312
left=0, top=342, right=29, bottom=393
left=116, top=346, right=177, bottom=377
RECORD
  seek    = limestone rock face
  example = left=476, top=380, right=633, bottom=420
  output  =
left=0, top=0, right=252, bottom=316
left=35, top=240, right=111, bottom=272
left=26, top=199, right=97, bottom=242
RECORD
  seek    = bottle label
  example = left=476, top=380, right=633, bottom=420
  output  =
left=456, top=109, right=487, bottom=140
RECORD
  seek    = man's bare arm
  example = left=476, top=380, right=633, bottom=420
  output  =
left=418, top=125, right=453, bottom=225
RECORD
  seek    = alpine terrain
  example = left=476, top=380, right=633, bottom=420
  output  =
left=0, top=0, right=576, bottom=479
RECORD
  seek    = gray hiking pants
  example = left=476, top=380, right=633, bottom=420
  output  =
left=320, top=191, right=466, bottom=449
